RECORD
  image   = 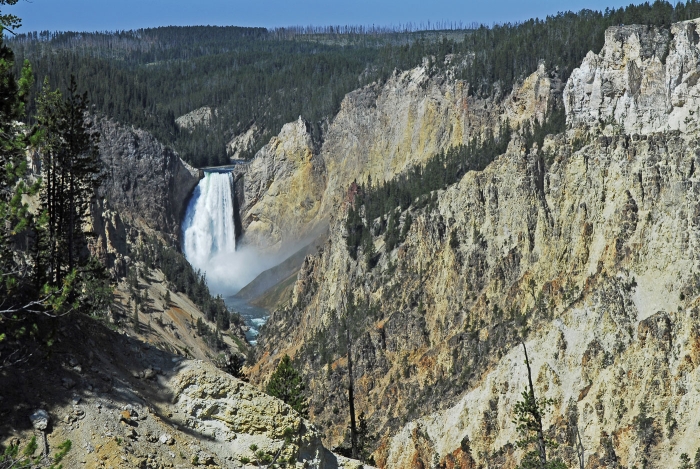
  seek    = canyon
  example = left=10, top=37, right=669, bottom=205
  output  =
left=237, top=18, right=700, bottom=469
left=6, top=14, right=700, bottom=469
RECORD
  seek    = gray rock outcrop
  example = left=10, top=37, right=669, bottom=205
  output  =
left=94, top=118, right=201, bottom=237
left=565, top=19, right=700, bottom=135
left=175, top=106, right=214, bottom=130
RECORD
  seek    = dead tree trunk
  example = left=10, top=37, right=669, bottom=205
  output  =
left=346, top=315, right=358, bottom=459
left=522, top=340, right=547, bottom=467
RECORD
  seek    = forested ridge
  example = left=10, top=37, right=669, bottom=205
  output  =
left=10, top=0, right=700, bottom=168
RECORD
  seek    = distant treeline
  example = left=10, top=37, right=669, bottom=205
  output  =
left=268, top=21, right=481, bottom=40
left=10, top=1, right=700, bottom=168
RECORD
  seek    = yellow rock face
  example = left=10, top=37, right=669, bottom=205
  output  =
left=252, top=20, right=700, bottom=469
left=238, top=64, right=555, bottom=250
left=238, top=117, right=326, bottom=248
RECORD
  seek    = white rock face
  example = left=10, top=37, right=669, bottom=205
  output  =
left=176, top=106, right=214, bottom=130
left=29, top=409, right=49, bottom=431
left=170, top=360, right=352, bottom=468
left=565, top=20, right=700, bottom=135
left=227, top=123, right=260, bottom=159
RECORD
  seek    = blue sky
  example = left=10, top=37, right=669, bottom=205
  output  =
left=10, top=0, right=648, bottom=33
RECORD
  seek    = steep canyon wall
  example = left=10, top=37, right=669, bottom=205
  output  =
left=251, top=19, right=700, bottom=469
left=89, top=118, right=201, bottom=277
left=236, top=64, right=559, bottom=250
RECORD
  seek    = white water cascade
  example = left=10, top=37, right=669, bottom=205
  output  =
left=182, top=170, right=274, bottom=343
left=182, top=171, right=237, bottom=276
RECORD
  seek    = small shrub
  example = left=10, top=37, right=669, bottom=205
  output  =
left=679, top=453, right=692, bottom=469
left=282, top=426, right=295, bottom=444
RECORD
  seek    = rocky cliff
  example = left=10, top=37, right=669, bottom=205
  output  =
left=565, top=20, right=700, bottom=137
left=89, top=118, right=200, bottom=277
left=235, top=117, right=326, bottom=248
left=0, top=314, right=363, bottom=469
left=252, top=18, right=700, bottom=469
left=95, top=118, right=201, bottom=237
left=236, top=63, right=560, bottom=250
left=176, top=106, right=215, bottom=130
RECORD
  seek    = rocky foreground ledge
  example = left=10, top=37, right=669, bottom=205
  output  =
left=0, top=316, right=364, bottom=469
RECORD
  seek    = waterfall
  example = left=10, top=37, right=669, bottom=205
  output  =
left=181, top=170, right=270, bottom=343
left=182, top=171, right=236, bottom=273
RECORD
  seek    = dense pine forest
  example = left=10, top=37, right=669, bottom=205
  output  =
left=10, top=0, right=700, bottom=168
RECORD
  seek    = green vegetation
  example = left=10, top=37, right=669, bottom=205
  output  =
left=195, top=316, right=225, bottom=350
left=214, top=351, right=245, bottom=378
left=513, top=342, right=566, bottom=469
left=0, top=0, right=112, bottom=369
left=266, top=354, right=309, bottom=417
left=355, top=412, right=375, bottom=464
left=33, top=75, right=112, bottom=313
left=10, top=1, right=700, bottom=167
left=0, top=437, right=72, bottom=469
left=634, top=399, right=659, bottom=467
left=10, top=27, right=388, bottom=167
left=679, top=453, right=692, bottom=469
left=129, top=235, right=235, bottom=329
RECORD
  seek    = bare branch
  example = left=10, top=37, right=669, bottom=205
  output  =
left=0, top=348, right=33, bottom=372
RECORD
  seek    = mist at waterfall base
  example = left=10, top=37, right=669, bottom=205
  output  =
left=181, top=171, right=288, bottom=343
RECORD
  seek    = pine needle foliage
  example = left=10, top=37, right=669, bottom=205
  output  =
left=0, top=0, right=112, bottom=369
left=266, top=354, right=308, bottom=418
left=513, top=341, right=566, bottom=469
left=0, top=437, right=72, bottom=469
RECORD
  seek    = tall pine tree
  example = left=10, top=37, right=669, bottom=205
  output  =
left=33, top=76, right=109, bottom=312
left=0, top=0, right=37, bottom=317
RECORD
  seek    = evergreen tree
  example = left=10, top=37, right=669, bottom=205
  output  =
left=132, top=303, right=139, bottom=330
left=384, top=210, right=399, bottom=251
left=35, top=76, right=102, bottom=288
left=400, top=212, right=412, bottom=241
left=513, top=341, right=566, bottom=469
left=338, top=291, right=360, bottom=459
left=266, top=354, right=308, bottom=417
left=32, top=75, right=110, bottom=313
left=355, top=411, right=375, bottom=464
left=0, top=0, right=19, bottom=33
left=680, top=453, right=692, bottom=469
left=0, top=0, right=36, bottom=317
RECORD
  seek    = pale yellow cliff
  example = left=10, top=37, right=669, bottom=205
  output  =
left=252, top=19, right=700, bottom=469
left=237, top=63, right=557, bottom=251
